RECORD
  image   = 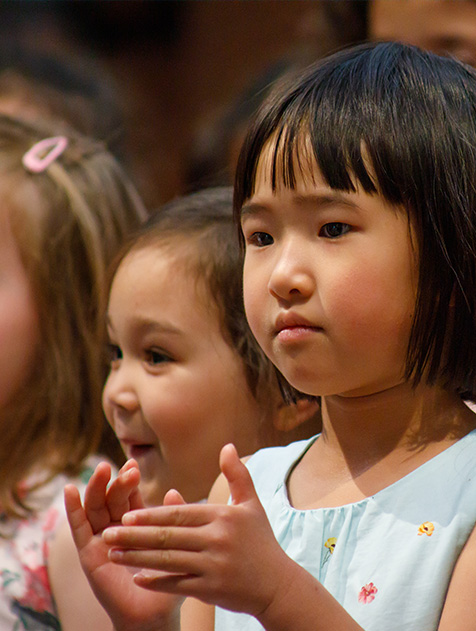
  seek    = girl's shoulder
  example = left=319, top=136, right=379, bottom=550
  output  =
left=246, top=436, right=319, bottom=499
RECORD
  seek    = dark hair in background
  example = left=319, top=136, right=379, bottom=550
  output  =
left=0, top=41, right=125, bottom=159
left=235, top=41, right=476, bottom=401
left=185, top=2, right=368, bottom=194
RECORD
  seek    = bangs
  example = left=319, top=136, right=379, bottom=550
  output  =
left=235, top=41, right=470, bottom=211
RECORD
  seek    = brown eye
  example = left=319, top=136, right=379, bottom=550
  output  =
left=320, top=223, right=351, bottom=238
left=107, top=343, right=122, bottom=364
left=146, top=349, right=171, bottom=366
left=250, top=232, right=273, bottom=247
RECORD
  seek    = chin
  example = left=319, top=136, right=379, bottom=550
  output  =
left=140, top=480, right=167, bottom=508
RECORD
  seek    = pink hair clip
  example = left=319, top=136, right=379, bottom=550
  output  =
left=22, top=136, right=68, bottom=173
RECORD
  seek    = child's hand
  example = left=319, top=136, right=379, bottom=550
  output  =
left=64, top=460, right=183, bottom=631
left=103, top=445, right=294, bottom=619
left=85, top=459, right=144, bottom=532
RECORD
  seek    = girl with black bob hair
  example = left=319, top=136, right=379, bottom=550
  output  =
left=66, top=42, right=476, bottom=631
left=235, top=40, right=476, bottom=402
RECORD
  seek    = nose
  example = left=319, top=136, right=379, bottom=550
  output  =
left=102, top=364, right=139, bottom=415
left=267, top=240, right=315, bottom=304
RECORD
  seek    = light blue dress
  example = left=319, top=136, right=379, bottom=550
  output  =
left=215, top=430, right=476, bottom=630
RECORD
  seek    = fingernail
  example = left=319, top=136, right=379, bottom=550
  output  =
left=122, top=512, right=137, bottom=525
left=134, top=569, right=157, bottom=579
left=103, top=528, right=119, bottom=542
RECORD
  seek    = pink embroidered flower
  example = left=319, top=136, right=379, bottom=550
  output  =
left=358, top=582, right=378, bottom=604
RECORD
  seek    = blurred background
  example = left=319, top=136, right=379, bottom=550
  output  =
left=0, top=1, right=369, bottom=210
left=6, top=0, right=474, bottom=211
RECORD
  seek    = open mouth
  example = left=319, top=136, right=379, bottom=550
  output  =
left=127, top=444, right=154, bottom=459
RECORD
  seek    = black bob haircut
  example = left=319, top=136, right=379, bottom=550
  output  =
left=234, top=41, right=476, bottom=401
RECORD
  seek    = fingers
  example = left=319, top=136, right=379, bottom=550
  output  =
left=106, top=463, right=141, bottom=522
left=109, top=546, right=203, bottom=575
left=121, top=503, right=211, bottom=527
left=64, top=484, right=93, bottom=551
left=133, top=571, right=202, bottom=596
left=104, top=524, right=205, bottom=553
left=83, top=460, right=141, bottom=533
left=163, top=489, right=186, bottom=506
left=219, top=443, right=257, bottom=506
left=83, top=462, right=113, bottom=533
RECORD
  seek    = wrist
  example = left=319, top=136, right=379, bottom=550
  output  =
left=255, top=558, right=310, bottom=630
left=255, top=560, right=361, bottom=631
left=112, top=610, right=179, bottom=631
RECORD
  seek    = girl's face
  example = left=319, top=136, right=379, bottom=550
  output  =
left=241, top=147, right=418, bottom=399
left=0, top=211, right=40, bottom=410
left=103, top=245, right=265, bottom=505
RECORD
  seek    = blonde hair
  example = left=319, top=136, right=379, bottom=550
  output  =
left=0, top=115, right=147, bottom=517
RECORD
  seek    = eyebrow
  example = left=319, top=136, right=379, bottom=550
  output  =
left=105, top=315, right=183, bottom=338
left=240, top=192, right=360, bottom=218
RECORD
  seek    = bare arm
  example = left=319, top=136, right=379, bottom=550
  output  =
left=438, top=523, right=476, bottom=630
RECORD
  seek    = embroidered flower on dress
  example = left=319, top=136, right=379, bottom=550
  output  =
left=321, top=537, right=337, bottom=568
left=418, top=522, right=435, bottom=536
left=358, top=582, right=378, bottom=604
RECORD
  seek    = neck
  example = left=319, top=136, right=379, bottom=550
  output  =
left=319, top=381, right=474, bottom=476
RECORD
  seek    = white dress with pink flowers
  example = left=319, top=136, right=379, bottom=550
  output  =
left=0, top=456, right=106, bottom=630
left=215, top=430, right=476, bottom=631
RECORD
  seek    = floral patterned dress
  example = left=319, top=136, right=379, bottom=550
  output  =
left=215, top=430, right=476, bottom=631
left=0, top=456, right=107, bottom=630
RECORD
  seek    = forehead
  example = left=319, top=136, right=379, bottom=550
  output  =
left=113, top=243, right=193, bottom=291
left=110, top=243, right=217, bottom=320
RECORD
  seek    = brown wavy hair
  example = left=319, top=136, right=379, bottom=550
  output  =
left=0, top=115, right=147, bottom=517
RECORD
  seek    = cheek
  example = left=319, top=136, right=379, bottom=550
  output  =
left=144, top=378, right=212, bottom=446
left=101, top=381, right=113, bottom=424
left=243, top=262, right=267, bottom=340
left=330, top=266, right=416, bottom=347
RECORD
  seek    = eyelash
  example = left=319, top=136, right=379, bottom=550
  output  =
left=145, top=349, right=171, bottom=366
left=247, top=222, right=351, bottom=247
left=247, top=232, right=273, bottom=247
left=107, top=343, right=122, bottom=364
left=319, top=222, right=351, bottom=238
left=106, top=344, right=172, bottom=367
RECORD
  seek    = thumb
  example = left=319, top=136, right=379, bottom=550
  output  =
left=219, top=443, right=258, bottom=506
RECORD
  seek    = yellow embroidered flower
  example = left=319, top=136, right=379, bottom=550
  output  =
left=321, top=537, right=337, bottom=568
left=418, top=522, right=435, bottom=536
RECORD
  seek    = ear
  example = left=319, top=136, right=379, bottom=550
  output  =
left=274, top=398, right=320, bottom=432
